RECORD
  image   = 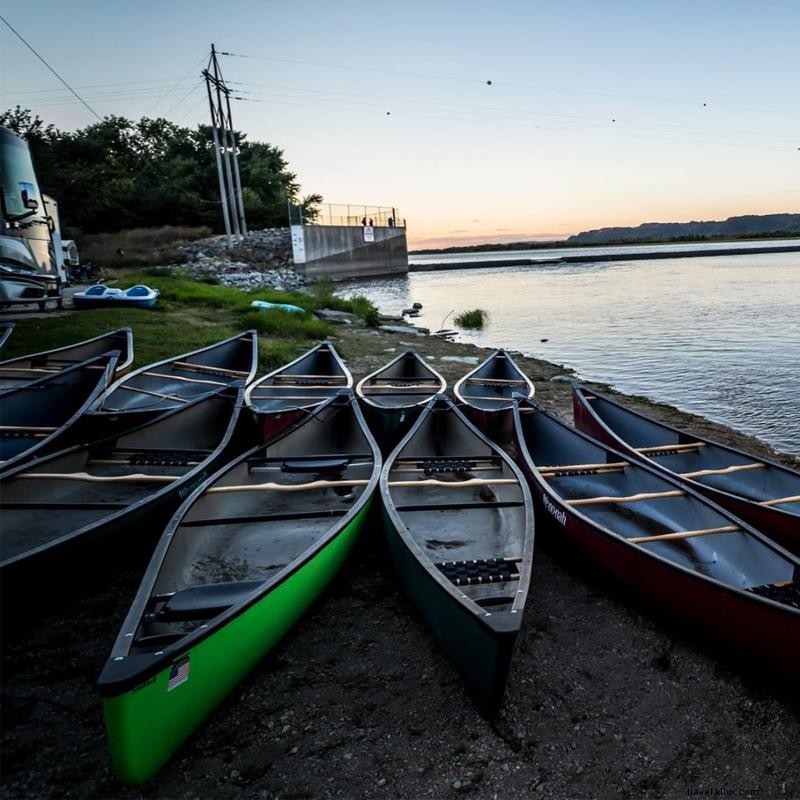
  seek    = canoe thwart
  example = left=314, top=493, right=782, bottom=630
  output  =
left=172, top=361, right=250, bottom=378
left=760, top=495, right=800, bottom=508
left=567, top=489, right=684, bottom=506
left=207, top=478, right=370, bottom=494
left=141, top=371, right=228, bottom=387
left=14, top=471, right=179, bottom=484
left=679, top=462, right=765, bottom=479
left=628, top=524, right=740, bottom=544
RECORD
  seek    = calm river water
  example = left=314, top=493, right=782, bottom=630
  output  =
left=342, top=250, right=800, bottom=455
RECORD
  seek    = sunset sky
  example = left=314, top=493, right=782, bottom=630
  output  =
left=2, top=0, right=798, bottom=248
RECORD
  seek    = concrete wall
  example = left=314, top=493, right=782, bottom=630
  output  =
left=297, top=225, right=408, bottom=280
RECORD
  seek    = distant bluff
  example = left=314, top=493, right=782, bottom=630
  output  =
left=567, top=213, right=800, bottom=245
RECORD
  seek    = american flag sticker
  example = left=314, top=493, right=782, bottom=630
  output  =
left=167, top=655, right=190, bottom=691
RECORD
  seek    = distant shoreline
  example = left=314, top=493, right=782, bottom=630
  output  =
left=409, top=243, right=800, bottom=272
left=410, top=232, right=800, bottom=256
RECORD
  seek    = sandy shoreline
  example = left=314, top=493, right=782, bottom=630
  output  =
left=1, top=322, right=798, bottom=799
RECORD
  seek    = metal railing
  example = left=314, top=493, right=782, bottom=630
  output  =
left=289, top=202, right=405, bottom=228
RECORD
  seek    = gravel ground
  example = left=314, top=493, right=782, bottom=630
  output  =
left=2, top=327, right=798, bottom=800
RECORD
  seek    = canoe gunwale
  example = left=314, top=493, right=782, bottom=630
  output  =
left=0, top=387, right=246, bottom=572
left=94, top=330, right=258, bottom=416
left=453, top=348, right=535, bottom=414
left=512, top=397, right=800, bottom=615
left=245, top=340, right=353, bottom=416
left=380, top=394, right=534, bottom=632
left=0, top=326, right=134, bottom=380
left=355, top=349, right=446, bottom=410
left=98, top=391, right=382, bottom=696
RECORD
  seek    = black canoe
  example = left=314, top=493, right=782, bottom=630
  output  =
left=381, top=394, right=534, bottom=714
left=453, top=349, right=534, bottom=440
left=0, top=388, right=247, bottom=608
left=356, top=349, right=446, bottom=452
left=97, top=391, right=380, bottom=784
left=572, top=385, right=800, bottom=556
left=0, top=327, right=134, bottom=391
left=246, top=340, right=352, bottom=441
left=0, top=322, right=14, bottom=350
left=513, top=397, right=800, bottom=682
left=0, top=352, right=118, bottom=474
left=86, top=331, right=257, bottom=433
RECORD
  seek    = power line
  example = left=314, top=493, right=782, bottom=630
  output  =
left=231, top=82, right=796, bottom=146
left=143, top=55, right=208, bottom=116
left=0, top=14, right=103, bottom=121
left=221, top=50, right=800, bottom=118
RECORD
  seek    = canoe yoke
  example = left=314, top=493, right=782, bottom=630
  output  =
left=147, top=580, right=263, bottom=624
left=89, top=448, right=211, bottom=468
left=436, top=557, right=522, bottom=587
left=395, top=455, right=501, bottom=476
left=746, top=581, right=800, bottom=609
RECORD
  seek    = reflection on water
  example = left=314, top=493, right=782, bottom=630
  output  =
left=342, top=253, right=800, bottom=455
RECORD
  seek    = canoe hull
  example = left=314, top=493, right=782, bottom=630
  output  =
left=514, top=434, right=800, bottom=682
left=360, top=402, right=423, bottom=455
left=254, top=406, right=307, bottom=443
left=572, top=393, right=800, bottom=556
left=102, top=499, right=371, bottom=784
left=461, top=405, right=513, bottom=443
left=382, top=503, right=520, bottom=714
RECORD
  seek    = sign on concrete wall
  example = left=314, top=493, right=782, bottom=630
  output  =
left=363, top=225, right=375, bottom=243
left=290, top=225, right=306, bottom=263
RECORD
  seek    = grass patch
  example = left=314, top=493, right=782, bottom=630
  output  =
left=310, top=281, right=381, bottom=326
left=4, top=271, right=376, bottom=378
left=454, top=308, right=489, bottom=329
left=238, top=309, right=330, bottom=340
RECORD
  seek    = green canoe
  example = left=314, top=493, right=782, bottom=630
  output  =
left=97, top=390, right=381, bottom=784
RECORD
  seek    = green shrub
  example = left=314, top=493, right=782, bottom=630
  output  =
left=454, top=308, right=489, bottom=329
left=238, top=309, right=330, bottom=340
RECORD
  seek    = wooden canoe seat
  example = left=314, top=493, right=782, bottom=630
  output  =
left=279, top=457, right=351, bottom=473
left=679, top=462, right=765, bottom=479
left=157, top=580, right=263, bottom=621
left=468, top=378, right=528, bottom=386
left=90, top=448, right=209, bottom=467
left=628, top=525, right=740, bottom=544
left=637, top=442, right=706, bottom=456
left=247, top=452, right=371, bottom=465
left=142, top=371, right=227, bottom=387
left=567, top=490, right=684, bottom=507
left=436, top=557, right=521, bottom=587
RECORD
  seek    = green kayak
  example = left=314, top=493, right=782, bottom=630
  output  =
left=97, top=390, right=381, bottom=783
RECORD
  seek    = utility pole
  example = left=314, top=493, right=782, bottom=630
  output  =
left=203, top=44, right=247, bottom=245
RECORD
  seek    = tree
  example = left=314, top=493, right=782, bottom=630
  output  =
left=0, top=107, right=321, bottom=235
